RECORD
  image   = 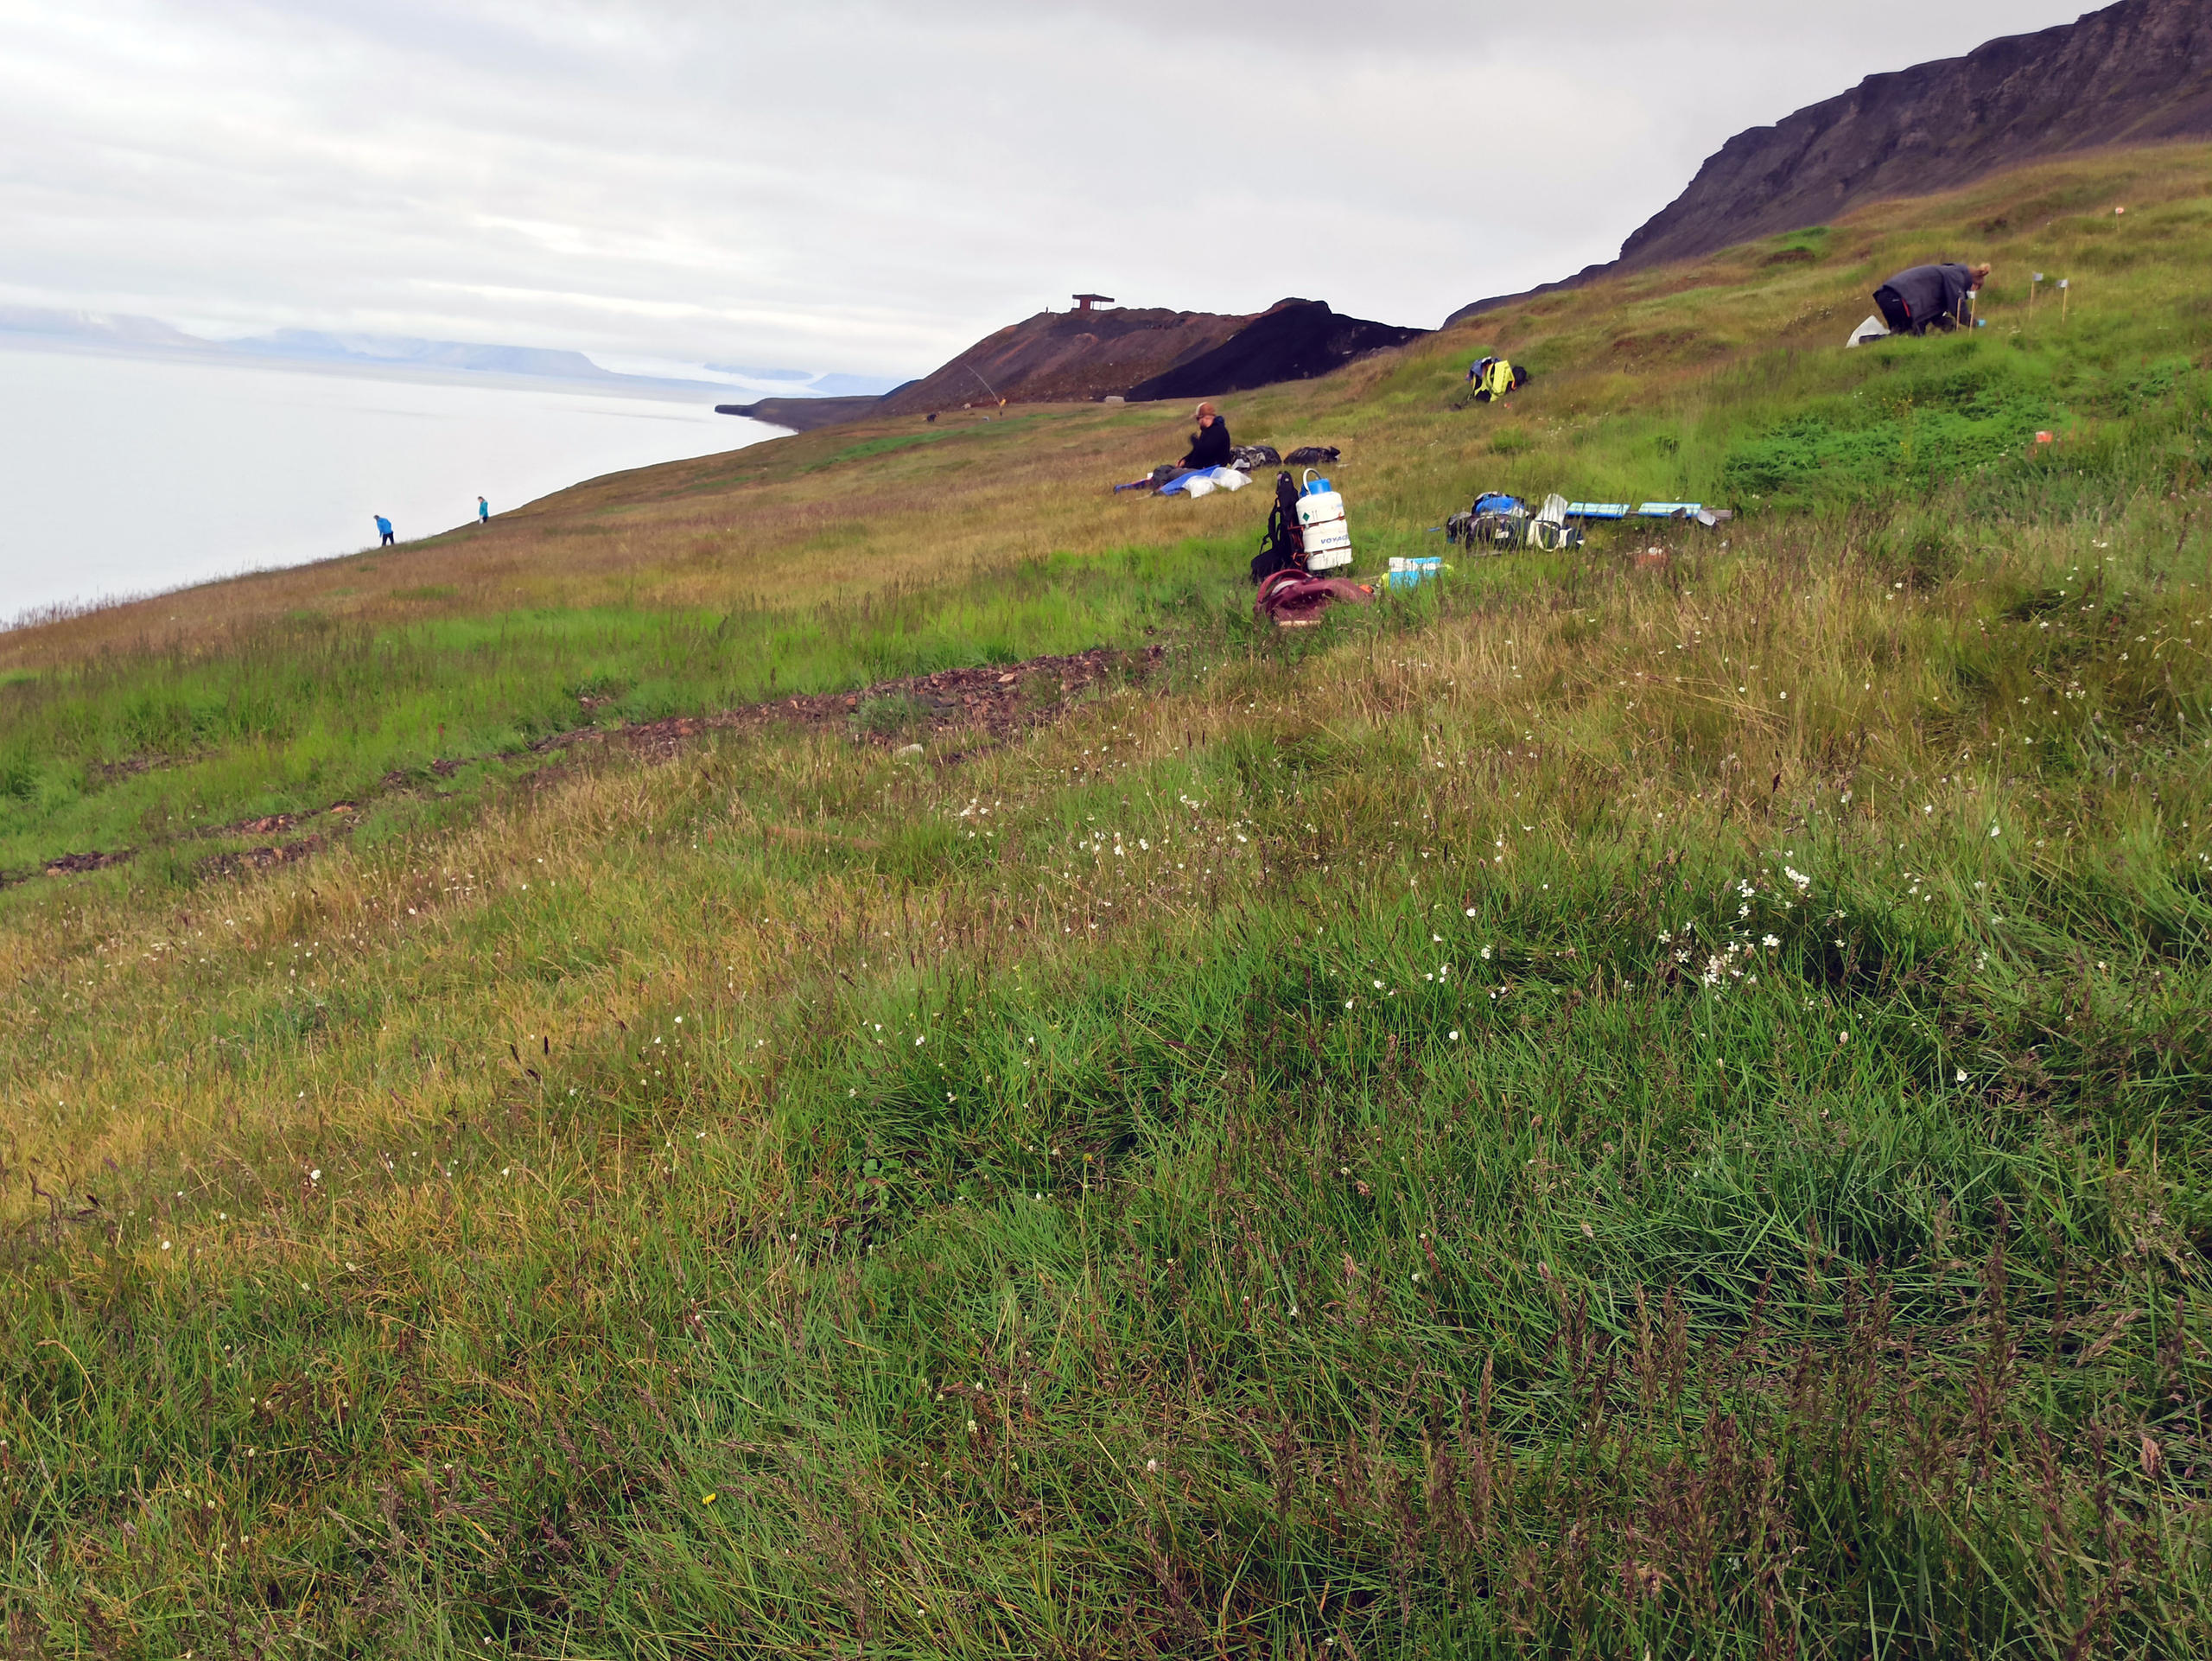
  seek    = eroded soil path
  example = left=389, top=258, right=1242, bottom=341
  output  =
left=17, top=646, right=1163, bottom=885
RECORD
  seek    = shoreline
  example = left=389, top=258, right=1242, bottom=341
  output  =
left=0, top=346, right=782, bottom=624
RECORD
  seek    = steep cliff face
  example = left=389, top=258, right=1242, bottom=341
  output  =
left=1448, top=0, right=2212, bottom=325
left=1620, top=0, right=2212, bottom=271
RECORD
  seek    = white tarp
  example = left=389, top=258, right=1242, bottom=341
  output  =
left=1846, top=314, right=1891, bottom=348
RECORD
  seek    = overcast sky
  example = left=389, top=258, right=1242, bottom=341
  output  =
left=0, top=1, right=2090, bottom=378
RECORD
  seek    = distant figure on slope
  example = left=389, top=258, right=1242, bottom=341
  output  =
left=374, top=514, right=394, bottom=547
left=478, top=496, right=490, bottom=525
left=1465, top=356, right=1531, bottom=403
left=1180, top=401, right=1231, bottom=470
left=1872, top=262, right=1991, bottom=336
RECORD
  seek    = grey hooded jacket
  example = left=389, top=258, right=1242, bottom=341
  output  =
left=1874, top=264, right=1976, bottom=334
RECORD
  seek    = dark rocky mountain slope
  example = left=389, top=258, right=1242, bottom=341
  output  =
left=1124, top=301, right=1425, bottom=404
left=726, top=300, right=1430, bottom=430
left=875, top=307, right=1253, bottom=416
left=876, top=298, right=1424, bottom=417
left=1449, top=0, right=2212, bottom=324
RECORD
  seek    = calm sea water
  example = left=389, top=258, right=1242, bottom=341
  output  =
left=0, top=346, right=780, bottom=620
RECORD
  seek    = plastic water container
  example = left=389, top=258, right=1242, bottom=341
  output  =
left=1297, top=472, right=1352, bottom=570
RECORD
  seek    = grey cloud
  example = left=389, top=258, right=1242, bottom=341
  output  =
left=0, top=1, right=2090, bottom=375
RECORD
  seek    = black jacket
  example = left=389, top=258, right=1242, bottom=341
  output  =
left=1181, top=417, right=1231, bottom=469
left=1875, top=264, right=1975, bottom=334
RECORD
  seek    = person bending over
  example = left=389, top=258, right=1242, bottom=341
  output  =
left=1872, top=262, right=1991, bottom=336
left=374, top=514, right=395, bottom=547
left=1180, top=402, right=1231, bottom=469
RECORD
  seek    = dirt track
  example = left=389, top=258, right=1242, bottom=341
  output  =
left=553, top=645, right=1159, bottom=761
left=18, top=646, right=1163, bottom=885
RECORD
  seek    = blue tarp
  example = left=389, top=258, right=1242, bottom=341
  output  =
left=1156, top=466, right=1237, bottom=497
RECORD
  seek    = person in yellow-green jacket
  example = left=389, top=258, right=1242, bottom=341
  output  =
left=1466, top=356, right=1532, bottom=403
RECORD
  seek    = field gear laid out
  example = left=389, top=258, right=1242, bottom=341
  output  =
left=1250, top=471, right=1306, bottom=583
left=1387, top=556, right=1446, bottom=589
left=1561, top=500, right=1732, bottom=524
left=1638, top=501, right=1732, bottom=525
left=1158, top=466, right=1249, bottom=499
left=1845, top=314, right=1891, bottom=347
left=1255, top=569, right=1374, bottom=628
left=1284, top=445, right=1341, bottom=466
left=1442, top=490, right=1732, bottom=547
left=1444, top=490, right=1580, bottom=551
left=1112, top=464, right=1185, bottom=493
left=1465, top=357, right=1532, bottom=403
left=1871, top=263, right=1986, bottom=336
left=1249, top=470, right=1363, bottom=620
left=1444, top=492, right=1522, bottom=549
left=1294, top=470, right=1353, bottom=570
left=1229, top=443, right=1281, bottom=469
left=1116, top=463, right=1250, bottom=495
left=1528, top=493, right=1575, bottom=550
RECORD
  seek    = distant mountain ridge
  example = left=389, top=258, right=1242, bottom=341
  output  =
left=226, top=329, right=619, bottom=382
left=0, top=307, right=895, bottom=402
left=0, top=307, right=207, bottom=351
left=1448, top=0, right=2212, bottom=324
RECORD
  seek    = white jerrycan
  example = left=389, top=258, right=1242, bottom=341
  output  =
left=1296, top=470, right=1352, bottom=570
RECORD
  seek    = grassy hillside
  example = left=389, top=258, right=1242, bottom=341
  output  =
left=3, top=146, right=2212, bottom=1658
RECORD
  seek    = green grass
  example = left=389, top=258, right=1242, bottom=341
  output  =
left=0, top=541, right=1238, bottom=877
left=5, top=148, right=2212, bottom=1658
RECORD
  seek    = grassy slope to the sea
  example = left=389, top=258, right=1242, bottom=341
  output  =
left=4, top=145, right=2212, bottom=1658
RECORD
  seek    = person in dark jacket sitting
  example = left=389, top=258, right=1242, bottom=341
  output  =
left=1180, top=401, right=1231, bottom=469
left=1872, top=262, right=1991, bottom=336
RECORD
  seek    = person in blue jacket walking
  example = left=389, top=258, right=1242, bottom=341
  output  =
left=477, top=496, right=490, bottom=525
left=374, top=514, right=394, bottom=547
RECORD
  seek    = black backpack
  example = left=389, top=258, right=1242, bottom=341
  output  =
left=1250, top=471, right=1306, bottom=584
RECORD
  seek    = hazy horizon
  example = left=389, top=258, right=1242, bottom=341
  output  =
left=0, top=305, right=906, bottom=403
